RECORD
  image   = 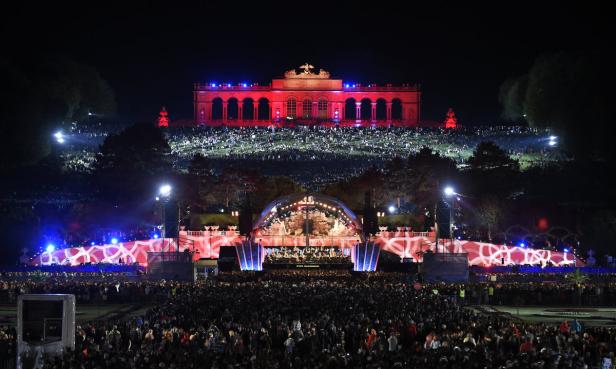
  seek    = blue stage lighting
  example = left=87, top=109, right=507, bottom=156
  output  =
left=153, top=234, right=159, bottom=239
left=46, top=244, right=55, bottom=253
left=564, top=248, right=569, bottom=253
left=111, top=238, right=118, bottom=245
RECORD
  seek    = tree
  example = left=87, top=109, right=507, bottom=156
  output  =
left=580, top=210, right=616, bottom=257
left=567, top=269, right=589, bottom=285
left=322, top=167, right=384, bottom=210
left=499, top=76, right=528, bottom=122
left=252, top=176, right=303, bottom=210
left=465, top=142, right=520, bottom=198
left=475, top=195, right=504, bottom=242
left=406, top=147, right=458, bottom=211
left=186, top=153, right=214, bottom=211
left=0, top=55, right=116, bottom=169
left=188, top=153, right=212, bottom=177
left=94, top=123, right=171, bottom=200
left=204, top=168, right=262, bottom=209
left=467, top=141, right=519, bottom=171
left=499, top=51, right=609, bottom=158
left=44, top=57, right=117, bottom=122
left=383, top=157, right=410, bottom=209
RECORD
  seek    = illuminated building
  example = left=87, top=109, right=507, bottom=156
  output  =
left=194, top=63, right=421, bottom=127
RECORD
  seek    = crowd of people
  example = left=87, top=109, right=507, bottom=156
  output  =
left=264, top=247, right=351, bottom=265
left=58, top=125, right=565, bottom=188
left=3, top=271, right=616, bottom=368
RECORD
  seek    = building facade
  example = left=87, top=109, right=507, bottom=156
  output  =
left=193, top=64, right=421, bottom=127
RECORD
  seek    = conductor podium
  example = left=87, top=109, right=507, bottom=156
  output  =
left=17, top=294, right=76, bottom=369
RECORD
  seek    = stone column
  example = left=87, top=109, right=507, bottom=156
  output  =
left=401, top=103, right=411, bottom=126
left=312, top=101, right=318, bottom=119
left=386, top=102, right=392, bottom=121
left=355, top=102, right=361, bottom=121
left=371, top=102, right=377, bottom=121
left=194, top=98, right=199, bottom=125
left=199, top=107, right=205, bottom=124
left=223, top=101, right=228, bottom=121
left=238, top=105, right=243, bottom=121
left=205, top=102, right=212, bottom=122
left=253, top=100, right=258, bottom=121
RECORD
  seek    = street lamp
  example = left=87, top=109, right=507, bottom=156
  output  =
left=159, top=184, right=172, bottom=198
left=158, top=184, right=172, bottom=242
left=436, top=186, right=456, bottom=253
left=388, top=205, right=396, bottom=214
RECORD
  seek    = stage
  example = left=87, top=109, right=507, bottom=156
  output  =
left=263, top=262, right=353, bottom=270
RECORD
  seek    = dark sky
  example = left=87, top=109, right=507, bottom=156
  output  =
left=2, top=1, right=607, bottom=125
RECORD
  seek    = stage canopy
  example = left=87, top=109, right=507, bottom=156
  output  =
left=253, top=193, right=363, bottom=241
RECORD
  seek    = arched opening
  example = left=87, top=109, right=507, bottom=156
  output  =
left=212, top=97, right=223, bottom=120
left=251, top=194, right=370, bottom=270
left=392, top=98, right=402, bottom=120
left=286, top=97, right=297, bottom=119
left=254, top=194, right=363, bottom=240
left=376, top=98, right=387, bottom=120
left=258, top=98, right=270, bottom=120
left=317, top=98, right=328, bottom=119
left=242, top=98, right=254, bottom=120
left=345, top=98, right=356, bottom=120
left=302, top=99, right=312, bottom=119
left=227, top=98, right=239, bottom=120
left=360, top=98, right=372, bottom=120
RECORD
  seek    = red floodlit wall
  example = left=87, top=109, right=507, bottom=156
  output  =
left=32, top=231, right=578, bottom=267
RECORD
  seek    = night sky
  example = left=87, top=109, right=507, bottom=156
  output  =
left=2, top=2, right=607, bottom=125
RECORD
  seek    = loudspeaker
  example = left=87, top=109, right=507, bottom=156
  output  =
left=164, top=200, right=179, bottom=239
left=362, top=191, right=378, bottom=236
left=217, top=246, right=239, bottom=272
left=436, top=199, right=452, bottom=238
